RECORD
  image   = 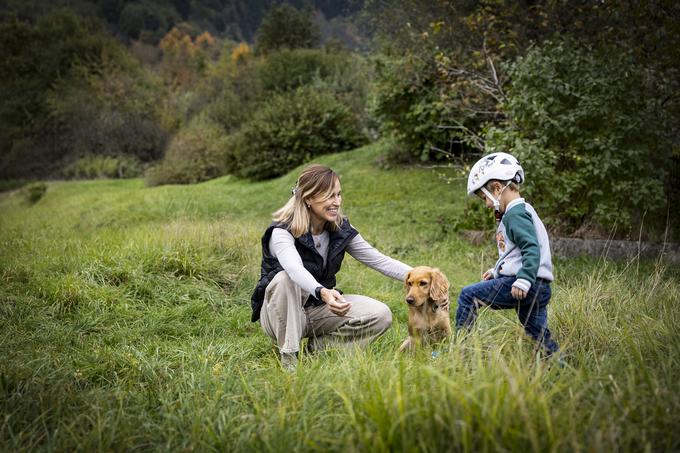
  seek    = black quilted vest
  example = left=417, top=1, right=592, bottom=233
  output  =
left=250, top=218, right=358, bottom=322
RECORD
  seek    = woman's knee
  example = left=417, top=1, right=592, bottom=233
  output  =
left=268, top=270, right=295, bottom=288
left=374, top=302, right=393, bottom=333
left=347, top=296, right=393, bottom=334
left=262, top=272, right=308, bottom=330
left=265, top=271, right=301, bottom=303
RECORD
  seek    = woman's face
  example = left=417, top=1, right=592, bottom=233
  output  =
left=307, top=178, right=342, bottom=225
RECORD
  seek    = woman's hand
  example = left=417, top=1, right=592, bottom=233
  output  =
left=320, top=288, right=352, bottom=316
left=482, top=269, right=494, bottom=280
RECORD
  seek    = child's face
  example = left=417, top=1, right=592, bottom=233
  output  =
left=476, top=184, right=501, bottom=210
left=476, top=192, right=494, bottom=209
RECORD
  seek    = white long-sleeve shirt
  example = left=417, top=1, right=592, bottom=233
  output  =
left=269, top=227, right=412, bottom=295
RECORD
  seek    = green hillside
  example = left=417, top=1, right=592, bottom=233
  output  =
left=1, top=143, right=679, bottom=451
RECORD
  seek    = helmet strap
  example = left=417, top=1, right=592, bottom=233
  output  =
left=481, top=181, right=512, bottom=223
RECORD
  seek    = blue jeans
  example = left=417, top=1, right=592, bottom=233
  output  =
left=456, top=276, right=559, bottom=355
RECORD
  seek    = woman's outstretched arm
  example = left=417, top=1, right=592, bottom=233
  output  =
left=346, top=233, right=412, bottom=281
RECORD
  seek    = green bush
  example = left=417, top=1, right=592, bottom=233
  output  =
left=0, top=179, right=27, bottom=192
left=313, top=52, right=373, bottom=124
left=254, top=4, right=320, bottom=55
left=203, top=87, right=251, bottom=133
left=0, top=11, right=124, bottom=179
left=256, top=49, right=373, bottom=129
left=257, top=49, right=342, bottom=93
left=450, top=197, right=495, bottom=233
left=372, top=56, right=468, bottom=163
left=23, top=182, right=47, bottom=204
left=234, top=85, right=367, bottom=180
left=63, top=154, right=143, bottom=179
left=145, top=117, right=232, bottom=186
left=47, top=57, right=168, bottom=164
left=487, top=37, right=672, bottom=235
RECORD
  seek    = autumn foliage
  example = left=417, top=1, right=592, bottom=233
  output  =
left=159, top=28, right=218, bottom=87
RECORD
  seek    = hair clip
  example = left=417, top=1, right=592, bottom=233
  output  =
left=291, top=186, right=298, bottom=196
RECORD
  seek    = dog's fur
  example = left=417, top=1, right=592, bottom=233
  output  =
left=399, top=266, right=451, bottom=352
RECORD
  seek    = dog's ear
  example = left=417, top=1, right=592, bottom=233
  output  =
left=429, top=268, right=449, bottom=303
left=403, top=270, right=412, bottom=290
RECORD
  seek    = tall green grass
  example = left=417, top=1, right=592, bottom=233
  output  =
left=1, top=143, right=679, bottom=451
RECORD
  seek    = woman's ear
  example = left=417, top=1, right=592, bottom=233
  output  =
left=429, top=268, right=450, bottom=303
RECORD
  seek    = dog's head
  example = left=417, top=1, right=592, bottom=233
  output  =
left=404, top=266, right=449, bottom=308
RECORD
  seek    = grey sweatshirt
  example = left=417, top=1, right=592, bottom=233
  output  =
left=492, top=198, right=554, bottom=292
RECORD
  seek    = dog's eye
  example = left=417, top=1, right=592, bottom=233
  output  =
left=419, top=281, right=428, bottom=286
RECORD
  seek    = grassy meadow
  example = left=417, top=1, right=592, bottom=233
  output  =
left=1, top=142, right=679, bottom=452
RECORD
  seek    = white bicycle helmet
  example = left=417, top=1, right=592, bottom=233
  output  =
left=467, top=152, right=524, bottom=196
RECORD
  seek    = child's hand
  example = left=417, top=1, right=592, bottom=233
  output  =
left=482, top=269, right=494, bottom=280
left=511, top=286, right=527, bottom=300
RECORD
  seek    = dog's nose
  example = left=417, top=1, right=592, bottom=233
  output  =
left=406, top=296, right=415, bottom=305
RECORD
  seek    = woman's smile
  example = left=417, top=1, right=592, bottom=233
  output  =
left=308, top=179, right=342, bottom=230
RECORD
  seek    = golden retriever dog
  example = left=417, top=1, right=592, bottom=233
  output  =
left=399, top=266, right=451, bottom=352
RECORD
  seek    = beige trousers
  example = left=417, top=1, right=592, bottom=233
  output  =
left=260, top=271, right=393, bottom=354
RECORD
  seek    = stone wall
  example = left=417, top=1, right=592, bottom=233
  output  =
left=459, top=230, right=680, bottom=264
left=550, top=237, right=680, bottom=264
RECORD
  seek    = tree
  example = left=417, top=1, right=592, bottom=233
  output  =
left=158, top=27, right=218, bottom=87
left=0, top=10, right=114, bottom=178
left=486, top=37, right=672, bottom=236
left=254, top=4, right=320, bottom=55
left=234, top=85, right=367, bottom=180
left=365, top=0, right=680, bottom=162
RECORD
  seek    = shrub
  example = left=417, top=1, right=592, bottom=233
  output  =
left=118, top=2, right=179, bottom=43
left=63, top=155, right=143, bottom=179
left=256, top=49, right=372, bottom=127
left=203, top=87, right=250, bottom=133
left=23, top=182, right=47, bottom=204
left=47, top=58, right=169, bottom=164
left=54, top=105, right=167, bottom=163
left=233, top=85, right=367, bottom=180
left=0, top=11, right=124, bottom=179
left=257, top=49, right=340, bottom=93
left=372, top=55, right=467, bottom=163
left=450, top=198, right=495, bottom=233
left=156, top=88, right=210, bottom=135
left=145, top=117, right=232, bottom=186
left=202, top=47, right=372, bottom=154
left=254, top=4, right=320, bottom=55
left=319, top=54, right=374, bottom=135
left=486, top=37, right=672, bottom=235
left=0, top=179, right=27, bottom=192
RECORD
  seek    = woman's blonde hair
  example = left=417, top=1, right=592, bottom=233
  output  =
left=273, top=164, right=344, bottom=238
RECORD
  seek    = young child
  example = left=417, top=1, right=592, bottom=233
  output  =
left=456, top=152, right=559, bottom=355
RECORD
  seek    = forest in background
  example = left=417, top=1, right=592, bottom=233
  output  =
left=1, top=0, right=679, bottom=239
left=0, top=0, right=365, bottom=44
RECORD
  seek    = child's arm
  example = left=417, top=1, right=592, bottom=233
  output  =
left=503, top=209, right=540, bottom=296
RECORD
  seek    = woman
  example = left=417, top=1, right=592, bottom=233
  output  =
left=250, top=164, right=412, bottom=370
